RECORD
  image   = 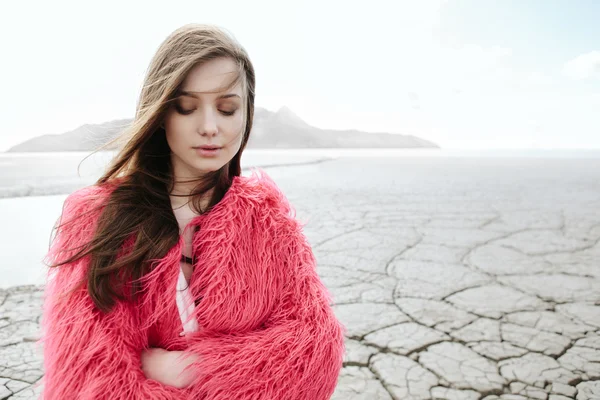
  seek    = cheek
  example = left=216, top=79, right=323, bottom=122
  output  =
left=164, top=116, right=192, bottom=146
left=225, top=115, right=245, bottom=140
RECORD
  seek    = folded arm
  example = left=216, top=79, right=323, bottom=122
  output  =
left=40, top=189, right=186, bottom=400
left=182, top=211, right=347, bottom=399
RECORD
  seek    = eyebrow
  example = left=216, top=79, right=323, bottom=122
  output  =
left=178, top=90, right=241, bottom=100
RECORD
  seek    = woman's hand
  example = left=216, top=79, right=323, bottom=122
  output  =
left=141, top=348, right=199, bottom=389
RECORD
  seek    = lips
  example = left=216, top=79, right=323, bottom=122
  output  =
left=194, top=146, right=222, bottom=150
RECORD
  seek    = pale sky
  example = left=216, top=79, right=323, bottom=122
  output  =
left=1, top=0, right=599, bottom=151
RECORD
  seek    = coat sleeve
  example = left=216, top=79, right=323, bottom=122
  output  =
left=40, top=187, right=186, bottom=400
left=182, top=205, right=347, bottom=400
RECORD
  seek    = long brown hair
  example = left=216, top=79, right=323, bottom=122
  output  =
left=50, top=24, right=256, bottom=313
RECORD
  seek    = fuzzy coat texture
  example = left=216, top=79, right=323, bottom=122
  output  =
left=40, top=168, right=346, bottom=400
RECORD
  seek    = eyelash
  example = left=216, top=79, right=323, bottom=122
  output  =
left=175, top=105, right=236, bottom=117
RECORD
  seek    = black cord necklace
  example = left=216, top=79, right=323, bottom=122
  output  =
left=181, top=254, right=194, bottom=264
left=180, top=225, right=200, bottom=265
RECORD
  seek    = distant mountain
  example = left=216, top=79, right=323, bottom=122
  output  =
left=6, top=119, right=132, bottom=152
left=6, top=106, right=439, bottom=152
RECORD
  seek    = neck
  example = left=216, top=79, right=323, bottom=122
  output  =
left=170, top=186, right=214, bottom=210
left=169, top=157, right=214, bottom=209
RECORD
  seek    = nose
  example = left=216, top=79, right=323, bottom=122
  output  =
left=197, top=108, right=218, bottom=136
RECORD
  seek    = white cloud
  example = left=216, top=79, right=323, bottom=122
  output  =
left=563, top=50, right=600, bottom=80
left=523, top=71, right=553, bottom=86
left=407, top=43, right=514, bottom=95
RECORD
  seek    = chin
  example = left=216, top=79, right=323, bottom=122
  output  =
left=190, top=160, right=225, bottom=174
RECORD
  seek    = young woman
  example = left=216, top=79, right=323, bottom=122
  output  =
left=40, top=23, right=346, bottom=399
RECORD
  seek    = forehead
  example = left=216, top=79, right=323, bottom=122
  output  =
left=181, top=57, right=243, bottom=95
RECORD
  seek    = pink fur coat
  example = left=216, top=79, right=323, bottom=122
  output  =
left=40, top=169, right=346, bottom=399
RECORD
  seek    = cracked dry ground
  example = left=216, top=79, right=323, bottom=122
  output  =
left=2, top=156, right=600, bottom=399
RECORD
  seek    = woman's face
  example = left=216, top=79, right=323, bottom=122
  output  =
left=163, top=57, right=245, bottom=179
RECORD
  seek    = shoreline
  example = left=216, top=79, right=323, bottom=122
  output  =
left=0, top=157, right=336, bottom=199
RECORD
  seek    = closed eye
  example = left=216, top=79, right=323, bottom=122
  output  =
left=175, top=105, right=236, bottom=117
left=175, top=105, right=194, bottom=115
